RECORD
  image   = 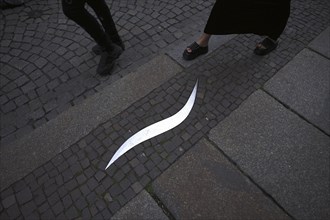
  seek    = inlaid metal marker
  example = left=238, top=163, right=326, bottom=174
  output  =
left=105, top=80, right=198, bottom=170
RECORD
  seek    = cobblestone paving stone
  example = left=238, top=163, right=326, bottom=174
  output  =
left=1, top=0, right=329, bottom=219
left=0, top=0, right=214, bottom=145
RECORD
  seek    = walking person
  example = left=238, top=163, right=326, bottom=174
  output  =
left=62, top=0, right=124, bottom=74
left=183, top=0, right=291, bottom=60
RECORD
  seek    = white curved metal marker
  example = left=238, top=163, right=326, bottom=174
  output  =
left=105, top=80, right=198, bottom=170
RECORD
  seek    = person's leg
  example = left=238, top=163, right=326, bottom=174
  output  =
left=254, top=1, right=291, bottom=56
left=62, top=0, right=121, bottom=74
left=87, top=0, right=124, bottom=50
left=61, top=0, right=113, bottom=51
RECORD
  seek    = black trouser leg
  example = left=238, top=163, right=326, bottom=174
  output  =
left=86, top=0, right=121, bottom=42
left=268, top=32, right=281, bottom=41
left=61, top=0, right=112, bottom=50
left=268, top=2, right=291, bottom=41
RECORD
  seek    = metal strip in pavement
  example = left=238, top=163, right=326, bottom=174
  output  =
left=105, top=80, right=198, bottom=170
left=0, top=54, right=183, bottom=190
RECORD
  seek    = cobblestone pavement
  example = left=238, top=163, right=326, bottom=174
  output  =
left=1, top=0, right=329, bottom=219
left=0, top=0, right=214, bottom=145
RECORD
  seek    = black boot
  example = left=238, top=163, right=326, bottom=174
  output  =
left=96, top=43, right=122, bottom=75
left=92, top=34, right=125, bottom=55
left=92, top=44, right=106, bottom=55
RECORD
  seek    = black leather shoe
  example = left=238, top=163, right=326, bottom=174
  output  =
left=183, top=42, right=208, bottom=60
left=254, top=37, right=278, bottom=56
left=96, top=44, right=122, bottom=75
left=92, top=44, right=105, bottom=55
left=92, top=36, right=125, bottom=55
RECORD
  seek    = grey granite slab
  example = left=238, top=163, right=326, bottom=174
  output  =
left=264, top=49, right=330, bottom=134
left=152, top=138, right=290, bottom=220
left=111, top=190, right=168, bottom=220
left=308, top=26, right=330, bottom=58
left=209, top=90, right=330, bottom=220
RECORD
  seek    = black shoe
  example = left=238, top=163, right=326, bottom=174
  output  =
left=254, top=37, right=278, bottom=56
left=97, top=44, right=122, bottom=75
left=92, top=38, right=125, bottom=55
left=183, top=42, right=208, bottom=60
left=92, top=44, right=105, bottom=55
left=113, top=38, right=125, bottom=50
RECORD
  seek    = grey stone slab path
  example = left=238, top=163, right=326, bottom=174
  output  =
left=111, top=190, right=168, bottom=220
left=308, top=26, right=330, bottom=58
left=209, top=90, right=330, bottom=220
left=264, top=48, right=330, bottom=135
left=152, top=138, right=291, bottom=220
left=0, top=54, right=182, bottom=190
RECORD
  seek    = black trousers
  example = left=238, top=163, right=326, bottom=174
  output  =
left=62, top=0, right=120, bottom=50
left=204, top=0, right=291, bottom=41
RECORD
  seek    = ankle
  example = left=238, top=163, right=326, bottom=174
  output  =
left=196, top=39, right=208, bottom=47
left=196, top=33, right=211, bottom=47
left=197, top=37, right=209, bottom=47
left=267, top=37, right=278, bottom=43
